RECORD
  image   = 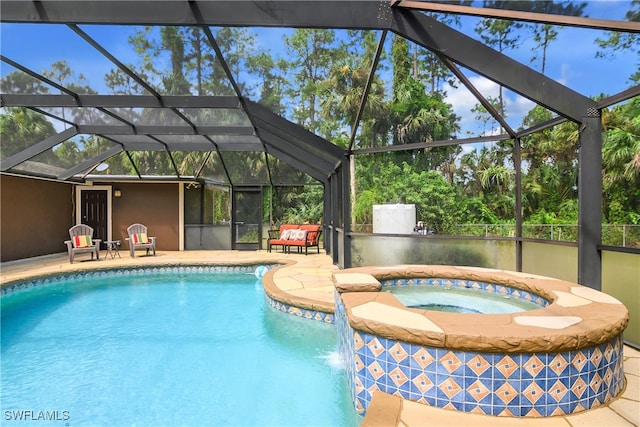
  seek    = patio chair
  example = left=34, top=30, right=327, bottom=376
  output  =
left=126, top=223, right=157, bottom=258
left=65, top=224, right=101, bottom=263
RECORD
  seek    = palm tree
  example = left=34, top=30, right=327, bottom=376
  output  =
left=603, top=99, right=640, bottom=185
left=601, top=98, right=640, bottom=224
left=0, top=107, right=56, bottom=159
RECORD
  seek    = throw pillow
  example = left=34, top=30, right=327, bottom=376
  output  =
left=279, top=229, right=292, bottom=240
left=291, top=229, right=308, bottom=241
left=73, top=235, right=93, bottom=248
left=132, top=233, right=148, bottom=244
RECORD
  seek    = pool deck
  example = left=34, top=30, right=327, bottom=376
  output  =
left=1, top=250, right=638, bottom=427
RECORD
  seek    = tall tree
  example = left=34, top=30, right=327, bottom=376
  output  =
left=0, top=107, right=56, bottom=159
left=518, top=104, right=580, bottom=222
left=183, top=27, right=214, bottom=96
left=513, top=1, right=587, bottom=74
left=283, top=29, right=337, bottom=134
left=595, top=0, right=640, bottom=84
left=0, top=71, right=53, bottom=158
left=320, top=30, right=388, bottom=225
left=602, top=97, right=640, bottom=224
left=391, top=35, right=412, bottom=102
left=211, top=27, right=258, bottom=96
left=413, top=9, right=467, bottom=94
left=160, top=26, right=190, bottom=95
left=42, top=61, right=97, bottom=125
left=474, top=1, right=524, bottom=116
left=246, top=52, right=287, bottom=115
left=389, top=36, right=460, bottom=170
left=0, top=71, right=49, bottom=94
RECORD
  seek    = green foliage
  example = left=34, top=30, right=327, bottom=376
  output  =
left=354, top=161, right=461, bottom=233
left=0, top=107, right=56, bottom=159
left=602, top=98, right=640, bottom=224
left=353, top=189, right=382, bottom=225
left=213, top=190, right=230, bottom=223
left=283, top=28, right=338, bottom=134
left=236, top=227, right=259, bottom=243
left=2, top=23, right=638, bottom=249
left=595, top=0, right=639, bottom=84
left=458, top=198, right=500, bottom=225
left=269, top=185, right=323, bottom=226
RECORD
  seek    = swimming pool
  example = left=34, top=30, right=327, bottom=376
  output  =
left=1, top=267, right=360, bottom=426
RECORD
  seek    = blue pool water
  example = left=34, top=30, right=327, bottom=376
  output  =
left=387, top=285, right=542, bottom=313
left=1, top=270, right=360, bottom=426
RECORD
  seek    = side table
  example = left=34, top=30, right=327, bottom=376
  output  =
left=105, top=240, right=121, bottom=259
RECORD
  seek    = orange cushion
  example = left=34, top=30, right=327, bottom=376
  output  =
left=299, top=225, right=320, bottom=231
left=73, top=235, right=93, bottom=248
left=132, top=233, right=148, bottom=244
left=279, top=224, right=299, bottom=233
left=306, top=231, right=319, bottom=245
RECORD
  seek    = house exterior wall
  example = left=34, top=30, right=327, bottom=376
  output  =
left=1, top=175, right=74, bottom=262
left=100, top=182, right=180, bottom=252
left=0, top=177, right=181, bottom=262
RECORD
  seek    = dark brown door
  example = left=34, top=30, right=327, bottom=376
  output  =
left=80, top=190, right=107, bottom=247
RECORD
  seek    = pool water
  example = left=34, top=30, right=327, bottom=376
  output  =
left=1, top=271, right=360, bottom=426
left=387, top=285, right=542, bottom=313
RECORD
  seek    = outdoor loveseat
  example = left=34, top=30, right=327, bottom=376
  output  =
left=268, top=224, right=322, bottom=255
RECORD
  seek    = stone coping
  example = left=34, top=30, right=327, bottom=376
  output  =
left=334, top=265, right=629, bottom=353
left=261, top=260, right=336, bottom=314
left=0, top=251, right=336, bottom=314
left=0, top=252, right=288, bottom=288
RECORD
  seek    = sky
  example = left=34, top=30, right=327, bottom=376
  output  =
left=439, top=0, right=638, bottom=136
left=1, top=0, right=638, bottom=139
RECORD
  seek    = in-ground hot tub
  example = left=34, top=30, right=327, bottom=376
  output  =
left=333, top=265, right=629, bottom=417
left=384, top=278, right=548, bottom=313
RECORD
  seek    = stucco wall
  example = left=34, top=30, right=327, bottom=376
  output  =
left=1, top=175, right=74, bottom=262
left=107, top=182, right=180, bottom=251
left=1, top=178, right=180, bottom=262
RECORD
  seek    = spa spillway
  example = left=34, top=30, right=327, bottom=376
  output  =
left=332, top=265, right=629, bottom=418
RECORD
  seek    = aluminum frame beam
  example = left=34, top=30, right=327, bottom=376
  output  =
left=390, top=8, right=596, bottom=123
left=578, top=114, right=604, bottom=290
left=262, top=143, right=326, bottom=183
left=57, top=145, right=123, bottom=180
left=252, top=129, right=330, bottom=180
left=0, top=127, right=78, bottom=171
left=1, top=1, right=386, bottom=28
left=396, top=1, right=640, bottom=33
left=245, top=101, right=345, bottom=168
left=74, top=125, right=255, bottom=136
left=1, top=94, right=242, bottom=109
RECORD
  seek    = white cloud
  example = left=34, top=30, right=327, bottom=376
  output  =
left=504, top=94, right=536, bottom=126
left=557, top=63, right=570, bottom=87
left=445, top=75, right=499, bottom=114
left=460, top=144, right=475, bottom=154
left=444, top=75, right=500, bottom=136
left=445, top=75, right=539, bottom=136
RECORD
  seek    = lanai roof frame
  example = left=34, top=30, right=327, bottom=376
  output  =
left=1, top=0, right=639, bottom=285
